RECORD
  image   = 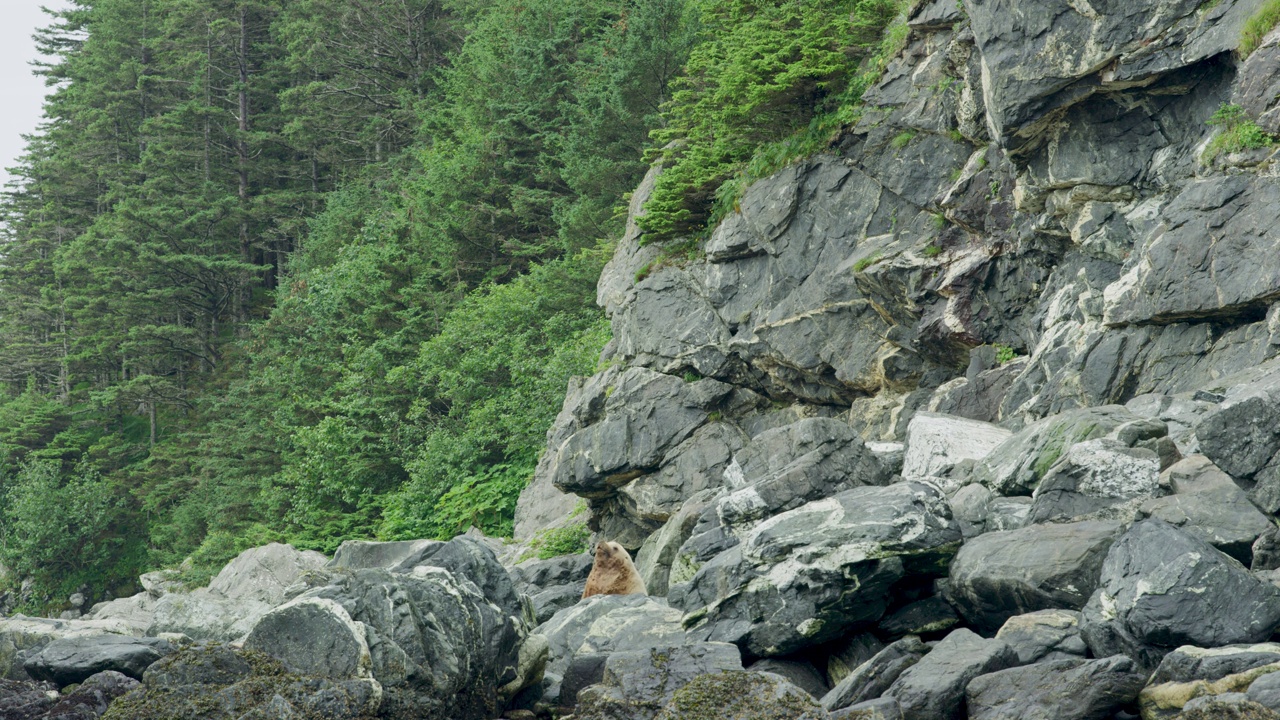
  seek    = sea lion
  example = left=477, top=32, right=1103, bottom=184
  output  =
left=581, top=540, right=647, bottom=598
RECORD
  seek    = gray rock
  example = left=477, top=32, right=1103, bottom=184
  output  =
left=946, top=520, right=1124, bottom=632
left=1141, top=455, right=1273, bottom=565
left=884, top=628, right=1019, bottom=720
left=619, top=423, right=747, bottom=528
left=715, top=418, right=890, bottom=531
left=510, top=552, right=594, bottom=596
left=1249, top=671, right=1280, bottom=713
left=530, top=584, right=587, bottom=625
left=256, top=565, right=520, bottom=719
left=550, top=368, right=732, bottom=500
left=1150, top=644, right=1280, bottom=685
left=1234, top=27, right=1280, bottom=134
left=901, top=413, right=1011, bottom=493
left=1081, top=520, right=1280, bottom=670
left=746, top=658, right=829, bottom=700
left=654, top=670, right=830, bottom=720
left=536, top=594, right=692, bottom=687
left=635, top=490, right=720, bottom=597
left=1105, top=176, right=1280, bottom=328
left=44, top=670, right=139, bottom=718
left=824, top=633, right=885, bottom=688
left=822, top=637, right=929, bottom=712
left=1197, top=371, right=1280, bottom=514
left=973, top=406, right=1152, bottom=496
left=994, top=610, right=1087, bottom=665
left=23, top=635, right=173, bottom=686
left=206, top=543, right=327, bottom=606
left=876, top=597, right=958, bottom=638
left=243, top=597, right=372, bottom=681
left=1027, top=439, right=1162, bottom=524
left=950, top=483, right=993, bottom=539
left=672, top=483, right=962, bottom=657
left=964, top=656, right=1146, bottom=720
left=831, top=697, right=902, bottom=720
left=574, top=643, right=744, bottom=720
left=149, top=590, right=269, bottom=643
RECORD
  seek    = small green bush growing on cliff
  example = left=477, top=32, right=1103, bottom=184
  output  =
left=994, top=343, right=1017, bottom=364
left=1202, top=103, right=1276, bottom=162
left=853, top=252, right=884, bottom=272
left=1241, top=0, right=1280, bottom=57
left=891, top=130, right=917, bottom=149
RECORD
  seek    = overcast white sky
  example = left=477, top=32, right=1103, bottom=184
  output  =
left=1, top=1, right=74, bottom=191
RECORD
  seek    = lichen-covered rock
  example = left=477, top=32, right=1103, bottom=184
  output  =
left=1026, top=439, right=1162, bottom=524
left=972, top=406, right=1158, bottom=496
left=1196, top=369, right=1280, bottom=514
left=946, top=520, right=1123, bottom=632
left=654, top=671, right=829, bottom=720
left=672, top=483, right=962, bottom=657
left=1081, top=520, right=1280, bottom=670
left=964, top=656, right=1146, bottom=720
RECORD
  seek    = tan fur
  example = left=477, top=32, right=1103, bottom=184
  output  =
left=581, top=541, right=647, bottom=599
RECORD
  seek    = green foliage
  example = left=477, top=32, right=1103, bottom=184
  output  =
left=639, top=0, right=905, bottom=242
left=1240, top=0, right=1280, bottom=57
left=0, top=461, right=146, bottom=606
left=922, top=244, right=942, bottom=258
left=993, top=343, right=1016, bottom=365
left=891, top=130, right=917, bottom=149
left=528, top=521, right=592, bottom=560
left=1203, top=103, right=1277, bottom=162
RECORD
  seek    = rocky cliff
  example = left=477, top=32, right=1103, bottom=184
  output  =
left=11, top=1, right=1280, bottom=719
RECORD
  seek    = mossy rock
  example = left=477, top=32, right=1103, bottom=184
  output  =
left=655, top=671, right=827, bottom=720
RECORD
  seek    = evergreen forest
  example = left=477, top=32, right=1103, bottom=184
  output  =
left=0, top=0, right=907, bottom=608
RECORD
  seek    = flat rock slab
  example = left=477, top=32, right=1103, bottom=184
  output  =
left=24, top=635, right=173, bottom=686
left=901, top=412, right=1011, bottom=493
left=965, top=656, right=1145, bottom=720
left=947, top=520, right=1124, bottom=632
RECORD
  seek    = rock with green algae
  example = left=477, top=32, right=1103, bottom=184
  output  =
left=654, top=671, right=829, bottom=720
left=100, top=644, right=380, bottom=720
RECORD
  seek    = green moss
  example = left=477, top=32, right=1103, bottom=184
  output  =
left=1240, top=0, right=1280, bottom=57
left=660, top=672, right=822, bottom=720
left=930, top=212, right=946, bottom=230
left=922, top=244, right=942, bottom=258
left=993, top=343, right=1016, bottom=365
left=890, top=130, right=917, bottom=149
left=947, top=128, right=965, bottom=142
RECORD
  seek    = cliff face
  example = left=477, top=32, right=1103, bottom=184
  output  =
left=519, top=0, right=1280, bottom=547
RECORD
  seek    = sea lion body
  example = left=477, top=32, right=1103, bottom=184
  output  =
left=582, top=540, right=647, bottom=598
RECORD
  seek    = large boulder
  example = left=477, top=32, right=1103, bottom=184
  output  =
left=573, top=643, right=744, bottom=720
left=946, top=520, right=1124, bottom=632
left=247, top=565, right=520, bottom=719
left=714, top=418, right=891, bottom=531
left=1196, top=371, right=1280, bottom=513
left=972, top=406, right=1162, bottom=496
left=671, top=483, right=962, bottom=657
left=1140, top=455, right=1274, bottom=564
left=654, top=671, right=830, bottom=720
left=901, top=413, right=1011, bottom=493
left=964, top=656, right=1146, bottom=720
left=1026, top=439, right=1162, bottom=524
left=23, top=635, right=174, bottom=686
left=0, top=615, right=147, bottom=682
left=100, top=644, right=380, bottom=720
left=883, top=629, right=1019, bottom=720
left=822, top=637, right=929, bottom=712
left=994, top=610, right=1087, bottom=665
left=1081, top=520, right=1280, bottom=669
left=1105, top=176, right=1280, bottom=328
left=149, top=543, right=328, bottom=642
